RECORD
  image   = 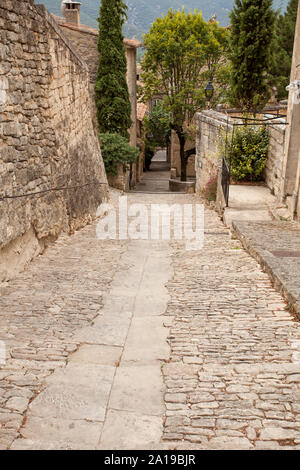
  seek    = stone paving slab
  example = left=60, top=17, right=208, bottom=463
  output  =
left=109, top=364, right=165, bottom=416
left=2, top=186, right=300, bottom=450
left=98, top=410, right=163, bottom=450
left=70, top=345, right=122, bottom=367
left=5, top=212, right=172, bottom=450
left=232, top=220, right=300, bottom=318
left=0, top=222, right=127, bottom=449
left=163, top=205, right=300, bottom=449
left=121, top=317, right=170, bottom=364
left=16, top=416, right=102, bottom=447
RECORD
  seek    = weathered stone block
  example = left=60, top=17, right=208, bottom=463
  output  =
left=0, top=0, right=108, bottom=280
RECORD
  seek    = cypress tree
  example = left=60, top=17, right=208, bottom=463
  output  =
left=271, top=0, right=298, bottom=99
left=95, top=0, right=132, bottom=139
left=229, top=0, right=276, bottom=112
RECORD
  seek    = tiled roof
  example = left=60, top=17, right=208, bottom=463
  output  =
left=53, top=15, right=142, bottom=48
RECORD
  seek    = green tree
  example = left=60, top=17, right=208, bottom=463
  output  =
left=271, top=0, right=298, bottom=100
left=230, top=126, right=270, bottom=181
left=99, top=134, right=139, bottom=176
left=95, top=0, right=132, bottom=138
left=144, top=101, right=171, bottom=148
left=141, top=9, right=229, bottom=181
left=144, top=101, right=171, bottom=170
left=229, top=0, right=276, bottom=112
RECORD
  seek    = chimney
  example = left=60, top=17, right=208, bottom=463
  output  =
left=61, top=1, right=81, bottom=26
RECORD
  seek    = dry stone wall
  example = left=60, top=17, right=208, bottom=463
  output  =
left=266, top=124, right=286, bottom=197
left=196, top=110, right=286, bottom=198
left=0, top=0, right=108, bottom=280
left=195, top=110, right=228, bottom=195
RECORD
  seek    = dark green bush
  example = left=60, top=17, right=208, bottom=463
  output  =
left=145, top=147, right=154, bottom=171
left=100, top=133, right=139, bottom=177
left=144, top=138, right=156, bottom=171
left=230, top=126, right=269, bottom=182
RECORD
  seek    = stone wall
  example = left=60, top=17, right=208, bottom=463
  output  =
left=281, top=0, right=300, bottom=219
left=265, top=123, right=286, bottom=197
left=52, top=16, right=141, bottom=191
left=195, top=110, right=286, bottom=199
left=0, top=0, right=108, bottom=281
left=53, top=16, right=140, bottom=150
left=195, top=110, right=228, bottom=195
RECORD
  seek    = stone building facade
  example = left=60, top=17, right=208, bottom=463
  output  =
left=281, top=0, right=300, bottom=219
left=53, top=6, right=141, bottom=190
left=0, top=0, right=108, bottom=281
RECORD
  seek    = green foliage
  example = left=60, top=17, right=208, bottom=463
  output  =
left=44, top=0, right=289, bottom=42
left=271, top=0, right=298, bottom=100
left=95, top=0, right=132, bottom=138
left=141, top=9, right=230, bottom=132
left=230, top=126, right=270, bottom=181
left=229, top=0, right=276, bottom=112
left=99, top=133, right=139, bottom=176
left=144, top=101, right=171, bottom=148
left=144, top=144, right=155, bottom=171
left=141, top=8, right=229, bottom=180
left=204, top=175, right=218, bottom=201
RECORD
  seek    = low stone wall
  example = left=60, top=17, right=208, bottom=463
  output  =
left=195, top=110, right=286, bottom=200
left=0, top=0, right=108, bottom=281
left=265, top=123, right=286, bottom=197
left=107, top=167, right=130, bottom=192
left=195, top=110, right=230, bottom=195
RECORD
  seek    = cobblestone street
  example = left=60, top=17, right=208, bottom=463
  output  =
left=1, top=179, right=300, bottom=449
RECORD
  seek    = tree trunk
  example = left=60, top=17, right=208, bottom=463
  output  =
left=178, top=132, right=187, bottom=182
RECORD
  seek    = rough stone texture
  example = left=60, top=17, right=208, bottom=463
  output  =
left=53, top=15, right=140, bottom=156
left=0, top=0, right=108, bottom=281
left=163, top=208, right=300, bottom=449
left=0, top=203, right=127, bottom=449
left=281, top=0, right=300, bottom=219
left=195, top=110, right=286, bottom=201
left=232, top=220, right=300, bottom=319
left=266, top=124, right=286, bottom=198
left=52, top=11, right=142, bottom=191
left=5, top=193, right=172, bottom=450
left=169, top=179, right=195, bottom=193
left=1, top=171, right=300, bottom=449
left=195, top=110, right=227, bottom=195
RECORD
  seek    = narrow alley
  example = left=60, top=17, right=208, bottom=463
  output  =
left=0, top=158, right=300, bottom=450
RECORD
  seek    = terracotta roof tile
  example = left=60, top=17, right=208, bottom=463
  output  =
left=53, top=15, right=142, bottom=48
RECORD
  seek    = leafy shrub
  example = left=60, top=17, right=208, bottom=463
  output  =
left=145, top=147, right=155, bottom=171
left=204, top=175, right=218, bottom=201
left=230, top=126, right=269, bottom=182
left=100, top=133, right=139, bottom=177
left=144, top=101, right=171, bottom=148
left=144, top=138, right=156, bottom=171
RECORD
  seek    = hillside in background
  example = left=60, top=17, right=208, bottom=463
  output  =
left=41, top=0, right=289, bottom=40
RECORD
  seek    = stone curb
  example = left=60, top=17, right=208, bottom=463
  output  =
left=232, top=221, right=300, bottom=320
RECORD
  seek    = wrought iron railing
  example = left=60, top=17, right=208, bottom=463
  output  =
left=221, top=155, right=230, bottom=207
